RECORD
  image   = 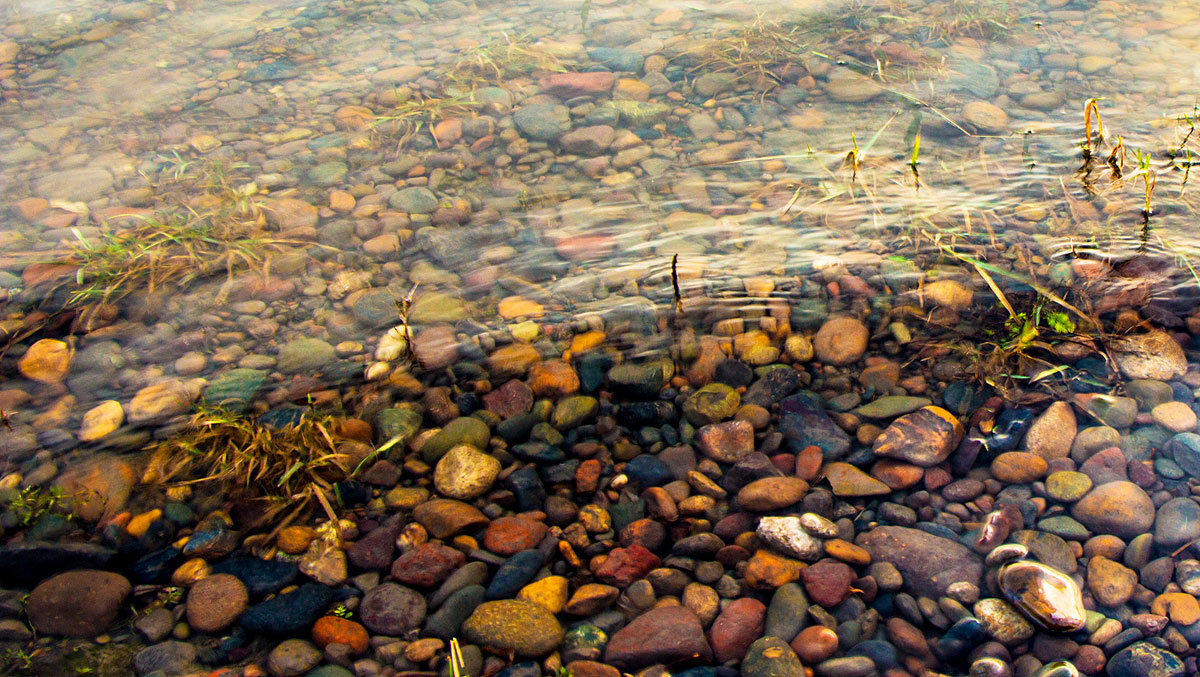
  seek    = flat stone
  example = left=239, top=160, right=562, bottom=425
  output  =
left=872, top=406, right=963, bottom=467
left=1110, top=331, right=1187, bottom=380
left=823, top=462, right=891, bottom=496
left=27, top=570, right=130, bottom=637
left=1025, top=401, right=1076, bottom=460
left=1072, top=481, right=1155, bottom=539
left=462, top=600, right=563, bottom=657
left=856, top=526, right=982, bottom=598
left=604, top=606, right=712, bottom=670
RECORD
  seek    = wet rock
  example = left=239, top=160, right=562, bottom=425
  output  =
left=780, top=394, right=851, bottom=459
left=185, top=573, right=248, bottom=633
left=801, top=560, right=854, bottom=607
left=604, top=606, right=712, bottom=670
left=962, top=101, right=1010, bottom=134
left=742, top=636, right=805, bottom=677
left=596, top=545, right=661, bottom=586
left=421, top=417, right=490, bottom=463
left=540, top=72, right=616, bottom=97
left=1071, top=481, right=1155, bottom=539
left=267, top=638, right=321, bottom=677
left=709, top=597, right=766, bottom=663
left=813, top=316, right=868, bottom=365
left=1153, top=401, right=1197, bottom=433
left=1025, top=401, right=1077, bottom=460
left=974, top=598, right=1034, bottom=645
left=872, top=406, right=963, bottom=467
left=1155, top=497, right=1200, bottom=550
left=462, top=600, right=563, bottom=657
left=312, top=616, right=370, bottom=654
left=483, top=516, right=549, bottom=556
left=27, top=570, right=130, bottom=637
left=737, top=477, right=808, bottom=511
left=857, top=526, right=982, bottom=597
left=1106, top=641, right=1184, bottom=677
left=684, top=383, right=741, bottom=425
left=757, top=516, right=822, bottom=561
left=434, top=444, right=501, bottom=499
left=33, top=168, right=114, bottom=201
left=696, top=420, right=755, bottom=463
left=1109, top=331, right=1187, bottom=380
left=359, top=583, right=425, bottom=635
left=393, top=542, right=466, bottom=587
left=132, top=641, right=199, bottom=676
left=998, top=560, right=1086, bottom=632
left=514, top=104, right=572, bottom=141
left=1087, top=556, right=1137, bottom=607
left=389, top=186, right=439, bottom=214
left=823, top=71, right=883, bottom=102
left=17, top=338, right=72, bottom=383
left=126, top=379, right=197, bottom=424
left=241, top=583, right=332, bottom=635
left=54, top=454, right=136, bottom=522
left=824, top=462, right=891, bottom=496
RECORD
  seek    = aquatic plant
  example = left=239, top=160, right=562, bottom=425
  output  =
left=677, top=17, right=812, bottom=92
left=7, top=485, right=72, bottom=526
left=148, top=404, right=361, bottom=532
left=441, top=34, right=571, bottom=89
left=372, top=91, right=480, bottom=150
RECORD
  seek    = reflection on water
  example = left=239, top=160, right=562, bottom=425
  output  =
left=3, top=0, right=1200, bottom=671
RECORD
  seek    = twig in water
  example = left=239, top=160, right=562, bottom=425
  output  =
left=671, top=254, right=682, bottom=313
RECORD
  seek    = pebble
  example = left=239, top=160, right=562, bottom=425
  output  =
left=1071, top=481, right=1155, bottom=538
left=185, top=573, right=248, bottom=633
left=462, top=600, right=564, bottom=657
left=813, top=317, right=869, bottom=365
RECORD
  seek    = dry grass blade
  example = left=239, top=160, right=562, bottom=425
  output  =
left=150, top=404, right=366, bottom=527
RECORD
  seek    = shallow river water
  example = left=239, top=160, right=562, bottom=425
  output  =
left=4, top=0, right=1200, bottom=675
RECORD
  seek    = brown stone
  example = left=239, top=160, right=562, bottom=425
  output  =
left=27, top=570, right=131, bottom=637
left=801, top=559, right=855, bottom=607
left=736, top=477, right=808, bottom=511
left=743, top=549, right=802, bottom=589
left=1071, top=481, right=1155, bottom=539
left=857, top=526, right=982, bottom=598
left=603, top=606, right=713, bottom=670
left=1087, top=556, right=1137, bottom=607
left=824, top=461, right=891, bottom=496
left=595, top=545, right=661, bottom=587
left=812, top=316, right=868, bottom=365
left=391, top=542, right=465, bottom=587
left=312, top=616, right=370, bottom=654
left=872, top=406, right=963, bottom=467
left=791, top=625, right=838, bottom=663
left=411, top=499, right=489, bottom=539
left=696, top=420, right=755, bottom=463
left=991, top=451, right=1049, bottom=483
left=483, top=516, right=548, bottom=556
left=186, top=573, right=248, bottom=633
left=708, top=598, right=766, bottom=663
left=871, top=459, right=925, bottom=489
left=528, top=360, right=580, bottom=398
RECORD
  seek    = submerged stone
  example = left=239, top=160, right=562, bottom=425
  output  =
left=998, top=560, right=1086, bottom=632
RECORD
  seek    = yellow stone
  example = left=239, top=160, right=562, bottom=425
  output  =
left=614, top=78, right=651, bottom=101
left=578, top=504, right=612, bottom=533
left=653, top=7, right=683, bottom=23
left=127, top=379, right=196, bottom=424
left=127, top=509, right=162, bottom=538
left=744, top=277, right=775, bottom=297
left=498, top=296, right=545, bottom=319
left=517, top=575, right=569, bottom=614
left=510, top=320, right=540, bottom=342
left=33, top=394, right=74, bottom=431
left=172, top=558, right=211, bottom=586
left=277, top=526, right=318, bottom=555
left=18, top=338, right=73, bottom=384
left=79, top=400, right=125, bottom=442
left=569, top=331, right=606, bottom=355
